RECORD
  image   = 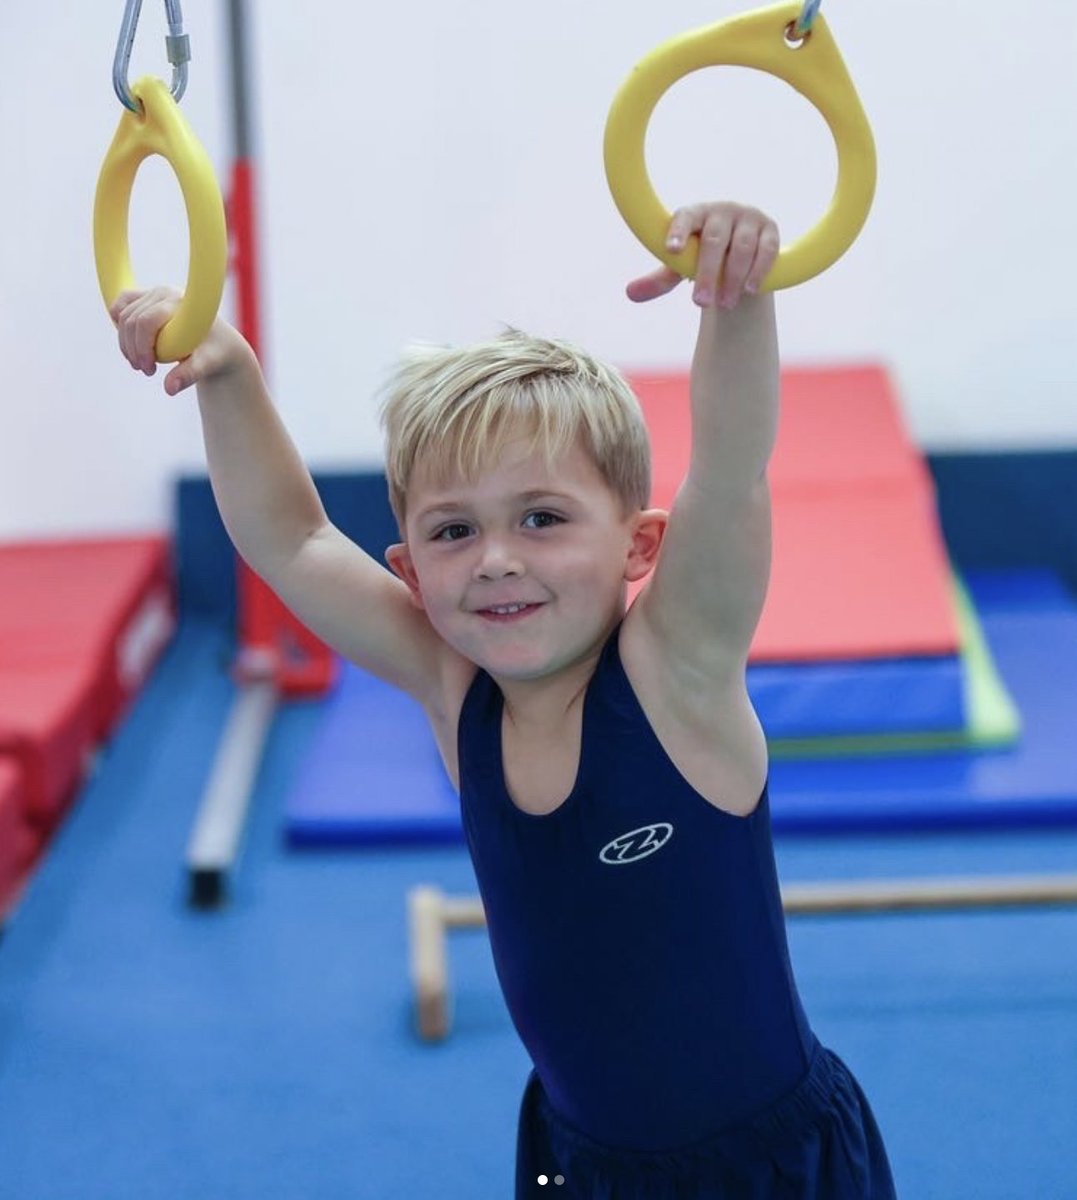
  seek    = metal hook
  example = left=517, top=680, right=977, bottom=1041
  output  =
left=793, top=0, right=823, bottom=40
left=113, top=0, right=191, bottom=113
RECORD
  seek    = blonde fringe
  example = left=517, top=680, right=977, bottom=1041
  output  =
left=379, top=329, right=651, bottom=529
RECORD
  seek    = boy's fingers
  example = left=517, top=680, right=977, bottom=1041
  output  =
left=135, top=302, right=169, bottom=370
left=743, top=221, right=781, bottom=294
left=660, top=205, right=781, bottom=305
left=163, top=362, right=194, bottom=395
left=626, top=265, right=683, bottom=303
left=113, top=285, right=189, bottom=376
left=665, top=205, right=704, bottom=253
left=694, top=211, right=733, bottom=306
left=116, top=304, right=140, bottom=367
left=124, top=291, right=175, bottom=371
left=115, top=291, right=152, bottom=367
left=165, top=341, right=222, bottom=394
left=718, top=214, right=764, bottom=305
left=630, top=206, right=708, bottom=303
left=109, top=289, right=145, bottom=323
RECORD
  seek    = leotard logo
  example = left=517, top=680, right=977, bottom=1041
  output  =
left=599, top=823, right=674, bottom=865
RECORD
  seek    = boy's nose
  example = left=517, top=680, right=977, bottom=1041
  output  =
left=473, top=538, right=524, bottom=581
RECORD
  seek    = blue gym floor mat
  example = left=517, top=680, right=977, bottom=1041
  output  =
left=286, top=665, right=459, bottom=846
left=283, top=571, right=1077, bottom=842
left=284, top=649, right=963, bottom=846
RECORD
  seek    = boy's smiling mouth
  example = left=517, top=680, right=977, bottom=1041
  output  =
left=476, top=602, right=546, bottom=622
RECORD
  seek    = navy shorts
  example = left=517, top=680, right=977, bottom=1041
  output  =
left=515, top=1041, right=896, bottom=1199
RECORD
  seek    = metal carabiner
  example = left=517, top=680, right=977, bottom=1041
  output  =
left=113, top=0, right=191, bottom=113
left=793, top=0, right=823, bottom=40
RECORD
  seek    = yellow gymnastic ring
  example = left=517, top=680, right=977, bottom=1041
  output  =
left=93, top=75, right=228, bottom=362
left=603, top=1, right=876, bottom=290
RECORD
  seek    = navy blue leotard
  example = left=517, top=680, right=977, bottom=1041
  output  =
left=458, top=620, right=896, bottom=1198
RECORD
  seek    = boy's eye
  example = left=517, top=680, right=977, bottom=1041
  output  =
left=523, top=510, right=563, bottom=530
left=432, top=523, right=472, bottom=542
left=431, top=512, right=562, bottom=541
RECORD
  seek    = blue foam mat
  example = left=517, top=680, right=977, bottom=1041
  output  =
left=283, top=571, right=1077, bottom=840
left=748, top=655, right=962, bottom=737
left=284, top=652, right=964, bottom=846
left=286, top=667, right=459, bottom=846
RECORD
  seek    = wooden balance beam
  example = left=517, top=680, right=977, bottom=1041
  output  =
left=407, top=874, right=1077, bottom=1041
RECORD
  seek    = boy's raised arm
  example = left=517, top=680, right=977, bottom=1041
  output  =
left=628, top=204, right=781, bottom=681
left=111, top=288, right=448, bottom=705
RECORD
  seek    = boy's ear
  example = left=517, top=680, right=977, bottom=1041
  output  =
left=624, top=508, right=668, bottom=583
left=385, top=543, right=425, bottom=609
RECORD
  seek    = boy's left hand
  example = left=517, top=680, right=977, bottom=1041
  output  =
left=626, top=202, right=780, bottom=309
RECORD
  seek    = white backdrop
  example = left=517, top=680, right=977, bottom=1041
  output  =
left=1, top=1, right=1075, bottom=538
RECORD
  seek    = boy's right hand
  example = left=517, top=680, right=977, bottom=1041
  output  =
left=110, top=287, right=251, bottom=395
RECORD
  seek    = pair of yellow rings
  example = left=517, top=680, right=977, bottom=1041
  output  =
left=93, top=1, right=875, bottom=362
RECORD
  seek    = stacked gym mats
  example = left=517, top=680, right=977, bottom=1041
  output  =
left=3, top=365, right=1077, bottom=1200
left=0, top=539, right=175, bottom=918
left=283, top=364, right=1068, bottom=847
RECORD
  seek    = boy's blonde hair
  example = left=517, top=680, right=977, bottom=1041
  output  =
left=379, top=328, right=652, bottom=530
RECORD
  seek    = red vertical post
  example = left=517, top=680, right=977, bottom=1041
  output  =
left=225, top=3, right=336, bottom=696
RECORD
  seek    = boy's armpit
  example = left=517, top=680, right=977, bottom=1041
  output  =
left=619, top=603, right=769, bottom=813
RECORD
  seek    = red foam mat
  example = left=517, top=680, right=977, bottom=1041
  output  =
left=0, top=663, right=100, bottom=824
left=763, top=485, right=955, bottom=659
left=0, top=537, right=176, bottom=822
left=629, top=365, right=959, bottom=662
left=0, top=757, right=38, bottom=917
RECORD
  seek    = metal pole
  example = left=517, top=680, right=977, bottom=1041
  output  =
left=224, top=0, right=262, bottom=360
left=185, top=0, right=277, bottom=908
left=226, top=0, right=252, bottom=160
left=186, top=678, right=278, bottom=906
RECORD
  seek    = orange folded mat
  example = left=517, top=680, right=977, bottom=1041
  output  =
left=629, top=365, right=959, bottom=662
left=0, top=537, right=176, bottom=823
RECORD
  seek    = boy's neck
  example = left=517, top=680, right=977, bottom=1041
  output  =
left=493, top=612, right=622, bottom=730
left=499, top=668, right=591, bottom=732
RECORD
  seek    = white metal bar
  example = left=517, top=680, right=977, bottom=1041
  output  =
left=186, top=680, right=278, bottom=906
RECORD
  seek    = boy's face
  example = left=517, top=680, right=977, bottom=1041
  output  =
left=386, top=429, right=665, bottom=681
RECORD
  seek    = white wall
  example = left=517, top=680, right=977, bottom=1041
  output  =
left=1, top=1, right=1075, bottom=539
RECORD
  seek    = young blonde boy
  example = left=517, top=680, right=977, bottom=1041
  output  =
left=113, top=201, right=895, bottom=1198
